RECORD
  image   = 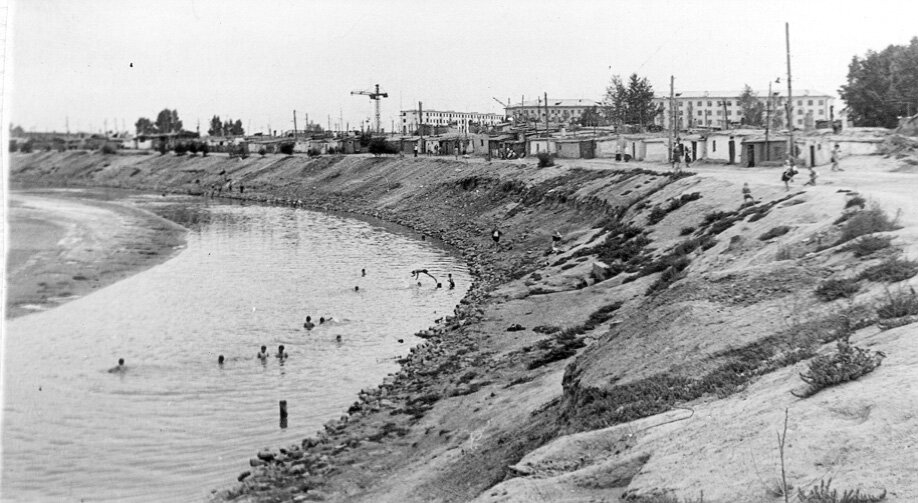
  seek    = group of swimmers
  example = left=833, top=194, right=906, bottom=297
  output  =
left=409, top=269, right=456, bottom=289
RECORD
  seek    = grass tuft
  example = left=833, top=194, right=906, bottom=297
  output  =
left=875, top=286, right=918, bottom=319
left=858, top=256, right=918, bottom=283
left=843, top=235, right=894, bottom=258
left=759, top=225, right=792, bottom=241
left=845, top=195, right=867, bottom=210
left=792, top=341, right=884, bottom=398
left=798, top=479, right=886, bottom=503
left=836, top=204, right=900, bottom=244
left=815, top=278, right=860, bottom=302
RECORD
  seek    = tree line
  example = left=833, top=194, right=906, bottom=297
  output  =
left=841, top=37, right=918, bottom=128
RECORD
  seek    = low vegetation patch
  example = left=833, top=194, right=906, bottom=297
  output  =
left=845, top=195, right=867, bottom=210
left=815, top=278, right=860, bottom=302
left=857, top=256, right=918, bottom=283
left=798, top=479, right=886, bottom=503
left=536, top=152, right=554, bottom=168
left=836, top=204, right=900, bottom=244
left=759, top=225, right=792, bottom=241
left=875, top=286, right=918, bottom=319
left=527, top=303, right=622, bottom=370
left=792, top=340, right=885, bottom=398
left=679, top=226, right=695, bottom=236
left=843, top=235, right=894, bottom=257
left=646, top=192, right=702, bottom=225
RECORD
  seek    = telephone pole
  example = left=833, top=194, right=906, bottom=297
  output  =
left=292, top=110, right=298, bottom=140
left=786, top=22, right=795, bottom=165
left=544, top=92, right=549, bottom=136
left=669, top=75, right=675, bottom=163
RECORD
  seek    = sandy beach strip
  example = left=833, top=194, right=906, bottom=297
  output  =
left=5, top=190, right=188, bottom=318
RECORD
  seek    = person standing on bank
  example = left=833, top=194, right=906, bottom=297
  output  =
left=831, top=144, right=843, bottom=171
left=491, top=228, right=502, bottom=247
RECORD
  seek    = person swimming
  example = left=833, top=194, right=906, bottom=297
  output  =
left=354, top=286, right=360, bottom=292
left=361, top=268, right=366, bottom=277
left=276, top=345, right=288, bottom=359
left=218, top=355, right=225, bottom=365
left=257, top=346, right=268, bottom=360
left=335, top=334, right=342, bottom=342
left=448, top=273, right=455, bottom=290
left=319, top=317, right=325, bottom=324
left=107, top=358, right=126, bottom=373
left=304, top=316, right=315, bottom=330
left=411, top=269, right=438, bottom=284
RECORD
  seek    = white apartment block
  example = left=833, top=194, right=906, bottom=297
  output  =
left=505, top=98, right=600, bottom=125
left=400, top=109, right=504, bottom=134
left=654, top=90, right=834, bottom=130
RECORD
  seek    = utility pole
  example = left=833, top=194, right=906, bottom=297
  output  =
left=418, top=101, right=423, bottom=138
left=722, top=100, right=729, bottom=129
left=766, top=80, right=772, bottom=161
left=544, top=92, right=549, bottom=137
left=292, top=110, right=298, bottom=140
left=669, top=75, right=675, bottom=164
left=786, top=22, right=795, bottom=165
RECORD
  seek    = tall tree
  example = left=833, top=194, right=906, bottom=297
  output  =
left=232, top=119, right=244, bottom=135
left=208, top=115, right=222, bottom=136
left=135, top=117, right=154, bottom=135
left=155, top=108, right=183, bottom=134
left=840, top=37, right=918, bottom=127
left=579, top=106, right=602, bottom=127
left=624, top=73, right=658, bottom=130
left=602, top=75, right=627, bottom=126
left=737, top=85, right=765, bottom=126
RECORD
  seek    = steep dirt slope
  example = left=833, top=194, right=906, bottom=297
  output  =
left=10, top=150, right=918, bottom=502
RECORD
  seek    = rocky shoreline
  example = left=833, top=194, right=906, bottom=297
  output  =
left=11, top=150, right=918, bottom=502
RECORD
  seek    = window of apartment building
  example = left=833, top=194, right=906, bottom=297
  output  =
left=707, top=101, right=712, bottom=106
left=798, top=109, right=803, bottom=115
left=698, top=101, right=703, bottom=106
left=698, top=111, right=703, bottom=116
left=818, top=109, right=824, bottom=115
left=808, top=100, right=813, bottom=106
left=716, top=110, right=722, bottom=116
left=819, top=100, right=824, bottom=105
left=727, top=101, right=732, bottom=106
left=798, top=119, right=803, bottom=125
left=797, top=100, right=802, bottom=106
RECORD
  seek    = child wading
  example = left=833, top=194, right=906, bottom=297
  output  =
left=742, top=183, right=754, bottom=204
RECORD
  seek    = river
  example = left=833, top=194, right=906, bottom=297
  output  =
left=1, top=191, right=470, bottom=501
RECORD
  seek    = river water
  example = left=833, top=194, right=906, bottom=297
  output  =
left=2, top=192, right=469, bottom=501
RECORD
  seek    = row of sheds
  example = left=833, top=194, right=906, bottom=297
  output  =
left=383, top=129, right=885, bottom=167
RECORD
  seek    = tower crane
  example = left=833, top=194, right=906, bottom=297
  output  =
left=350, top=84, right=388, bottom=134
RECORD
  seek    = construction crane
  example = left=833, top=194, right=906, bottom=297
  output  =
left=351, top=84, right=388, bottom=134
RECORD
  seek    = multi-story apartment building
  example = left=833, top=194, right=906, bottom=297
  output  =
left=654, top=90, right=834, bottom=130
left=505, top=98, right=600, bottom=126
left=400, top=109, right=504, bottom=134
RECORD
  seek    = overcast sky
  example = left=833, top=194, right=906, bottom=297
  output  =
left=7, top=0, right=918, bottom=134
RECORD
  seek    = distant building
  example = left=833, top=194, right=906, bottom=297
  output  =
left=399, top=109, right=504, bottom=134
left=653, top=90, right=834, bottom=130
left=505, top=98, right=600, bottom=126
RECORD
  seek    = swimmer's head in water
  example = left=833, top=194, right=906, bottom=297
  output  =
left=278, top=345, right=285, bottom=353
left=218, top=355, right=225, bottom=364
left=260, top=345, right=267, bottom=352
left=335, top=335, right=342, bottom=341
left=306, top=316, right=311, bottom=322
left=118, top=358, right=124, bottom=366
left=320, top=317, right=325, bottom=324
left=354, top=286, right=359, bottom=291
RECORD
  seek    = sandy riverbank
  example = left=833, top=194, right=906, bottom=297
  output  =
left=5, top=189, right=187, bottom=318
left=9, top=149, right=918, bottom=502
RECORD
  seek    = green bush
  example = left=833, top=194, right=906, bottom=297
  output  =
left=200, top=142, right=209, bottom=156
left=19, top=141, right=33, bottom=153
left=844, top=235, right=893, bottom=258
left=815, top=278, right=860, bottom=301
left=647, top=206, right=668, bottom=225
left=837, top=205, right=900, bottom=244
left=186, top=142, right=199, bottom=156
left=759, top=225, right=792, bottom=241
left=537, top=152, right=554, bottom=168
left=279, top=142, right=295, bottom=155
left=173, top=142, right=188, bottom=155
left=679, top=226, right=695, bottom=236
left=307, top=148, right=320, bottom=157
left=792, top=340, right=884, bottom=398
left=100, top=143, right=117, bottom=154
left=858, top=256, right=918, bottom=283
left=258, top=147, right=267, bottom=157
left=875, top=287, right=918, bottom=319
left=158, top=142, right=167, bottom=155
left=797, top=479, right=886, bottom=503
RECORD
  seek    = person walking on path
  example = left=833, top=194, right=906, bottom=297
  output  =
left=672, top=141, right=685, bottom=172
left=413, top=144, right=419, bottom=157
left=491, top=228, right=502, bottom=247
left=830, top=144, right=843, bottom=171
left=742, top=183, right=755, bottom=204
left=684, top=147, right=692, bottom=170
left=781, top=160, right=798, bottom=191
left=804, top=166, right=818, bottom=186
